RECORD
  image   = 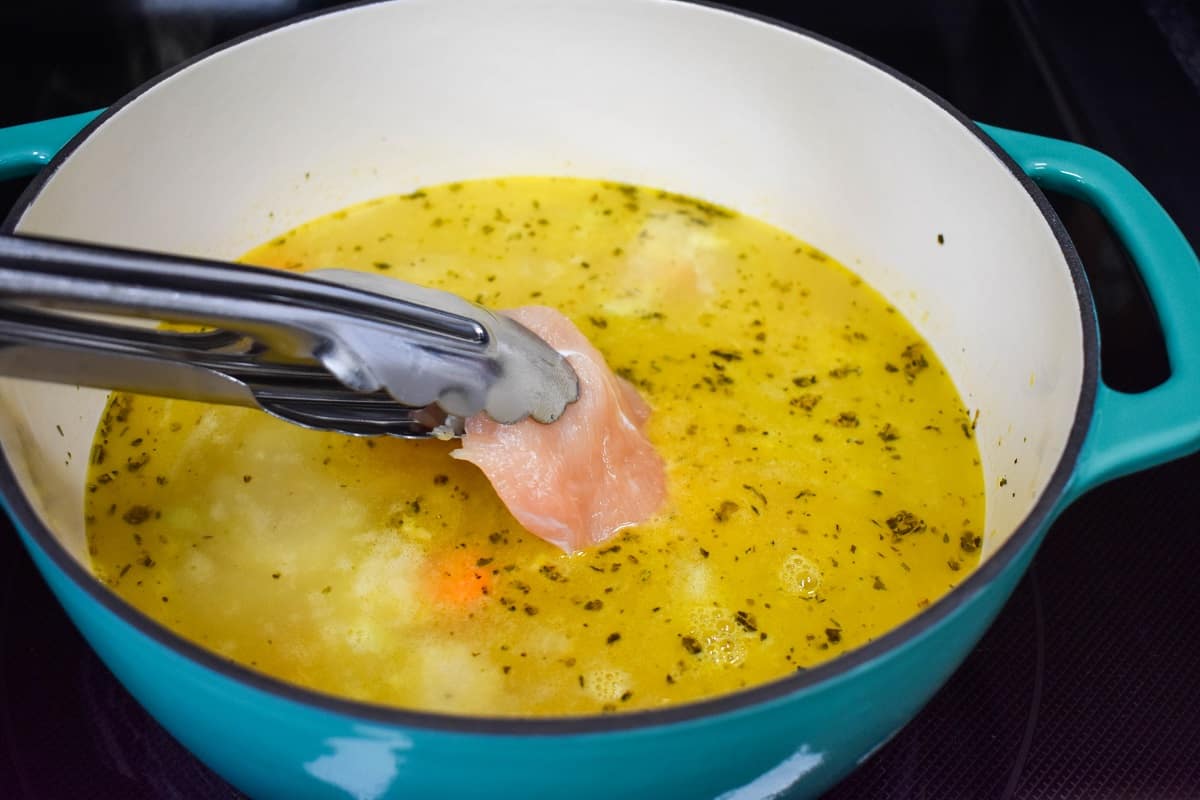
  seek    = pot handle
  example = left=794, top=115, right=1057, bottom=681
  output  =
left=0, top=110, right=103, bottom=182
left=981, top=124, right=1200, bottom=499
left=2, top=113, right=1195, bottom=495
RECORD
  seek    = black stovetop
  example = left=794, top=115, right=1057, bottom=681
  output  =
left=2, top=1, right=1198, bottom=797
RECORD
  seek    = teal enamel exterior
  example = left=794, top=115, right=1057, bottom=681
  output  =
left=0, top=110, right=103, bottom=181
left=4, top=486, right=1028, bottom=800
left=1, top=109, right=1198, bottom=798
left=980, top=124, right=1200, bottom=505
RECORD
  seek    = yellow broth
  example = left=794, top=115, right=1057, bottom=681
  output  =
left=84, top=178, right=984, bottom=715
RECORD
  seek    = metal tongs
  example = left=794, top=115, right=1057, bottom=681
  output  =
left=0, top=235, right=579, bottom=438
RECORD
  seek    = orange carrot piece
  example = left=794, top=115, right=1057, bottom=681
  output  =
left=427, top=551, right=492, bottom=607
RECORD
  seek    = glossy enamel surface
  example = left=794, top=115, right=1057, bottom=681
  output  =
left=0, top=109, right=102, bottom=181
left=979, top=125, right=1200, bottom=505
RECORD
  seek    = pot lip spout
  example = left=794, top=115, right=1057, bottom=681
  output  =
left=0, top=0, right=1098, bottom=736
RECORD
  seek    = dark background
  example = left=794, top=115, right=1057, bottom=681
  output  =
left=1, top=1, right=1198, bottom=797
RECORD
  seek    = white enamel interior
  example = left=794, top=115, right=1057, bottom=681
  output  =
left=2, top=0, right=1083, bottom=569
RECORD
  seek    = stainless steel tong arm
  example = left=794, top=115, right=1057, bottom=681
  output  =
left=0, top=235, right=578, bottom=429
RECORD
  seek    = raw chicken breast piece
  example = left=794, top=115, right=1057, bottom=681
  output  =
left=452, top=306, right=666, bottom=552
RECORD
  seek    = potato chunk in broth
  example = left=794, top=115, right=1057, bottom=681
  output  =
left=85, top=178, right=984, bottom=716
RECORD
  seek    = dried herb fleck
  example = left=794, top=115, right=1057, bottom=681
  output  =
left=901, top=343, right=929, bottom=382
left=791, top=393, right=822, bottom=412
left=828, top=364, right=862, bottom=379
left=714, top=500, right=739, bottom=522
left=742, top=484, right=768, bottom=506
left=886, top=510, right=926, bottom=536
left=961, top=409, right=980, bottom=439
left=539, top=564, right=566, bottom=582
left=122, top=505, right=153, bottom=525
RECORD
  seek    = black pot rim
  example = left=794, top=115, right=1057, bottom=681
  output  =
left=0, top=0, right=1097, bottom=736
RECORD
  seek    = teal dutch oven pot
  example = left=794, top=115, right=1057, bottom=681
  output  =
left=0, top=1, right=1197, bottom=797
